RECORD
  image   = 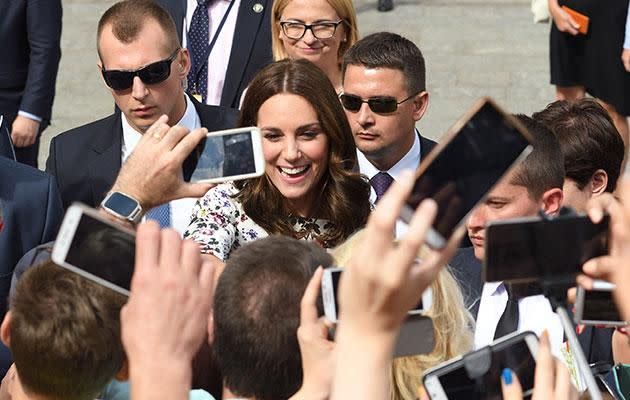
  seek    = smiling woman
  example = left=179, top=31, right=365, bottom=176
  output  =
left=184, top=59, right=371, bottom=262
left=271, top=0, right=359, bottom=93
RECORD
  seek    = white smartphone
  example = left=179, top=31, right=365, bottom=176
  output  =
left=321, top=267, right=433, bottom=322
left=423, top=331, right=539, bottom=400
left=399, top=98, right=533, bottom=249
left=52, top=203, right=135, bottom=296
left=189, top=126, right=265, bottom=183
left=575, top=281, right=628, bottom=327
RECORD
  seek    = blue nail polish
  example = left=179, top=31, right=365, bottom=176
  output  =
left=501, top=368, right=513, bottom=385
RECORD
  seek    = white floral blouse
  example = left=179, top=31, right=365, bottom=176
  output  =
left=184, top=183, right=335, bottom=260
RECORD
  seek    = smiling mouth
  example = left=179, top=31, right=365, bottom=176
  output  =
left=279, top=165, right=311, bottom=178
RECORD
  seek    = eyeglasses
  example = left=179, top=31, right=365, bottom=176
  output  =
left=279, top=20, right=344, bottom=40
left=101, top=49, right=180, bottom=91
left=339, top=92, right=420, bottom=114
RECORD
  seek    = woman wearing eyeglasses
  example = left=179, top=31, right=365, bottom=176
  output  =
left=184, top=59, right=371, bottom=276
left=271, top=0, right=359, bottom=94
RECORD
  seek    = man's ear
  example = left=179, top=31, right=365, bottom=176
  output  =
left=1, top=312, right=12, bottom=347
left=590, top=169, right=609, bottom=197
left=412, top=91, right=429, bottom=122
left=114, top=359, right=129, bottom=381
left=177, top=48, right=191, bottom=79
left=541, top=187, right=564, bottom=216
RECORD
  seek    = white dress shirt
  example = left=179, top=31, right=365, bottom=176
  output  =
left=121, top=95, right=201, bottom=235
left=183, top=0, right=240, bottom=106
left=474, top=282, right=564, bottom=358
left=357, top=130, right=422, bottom=238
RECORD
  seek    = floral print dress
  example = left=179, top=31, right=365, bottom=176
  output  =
left=184, top=183, right=335, bottom=260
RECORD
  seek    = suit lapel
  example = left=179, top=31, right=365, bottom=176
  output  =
left=220, top=0, right=268, bottom=107
left=88, top=113, right=123, bottom=205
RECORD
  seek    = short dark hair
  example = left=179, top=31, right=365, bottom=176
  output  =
left=213, top=236, right=333, bottom=400
left=532, top=99, right=624, bottom=193
left=510, top=114, right=565, bottom=199
left=9, top=261, right=126, bottom=400
left=97, top=0, right=179, bottom=61
left=342, top=32, right=426, bottom=95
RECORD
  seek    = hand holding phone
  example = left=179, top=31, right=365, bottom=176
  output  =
left=399, top=98, right=533, bottom=249
left=574, top=282, right=628, bottom=327
left=423, top=331, right=539, bottom=400
left=111, top=115, right=215, bottom=210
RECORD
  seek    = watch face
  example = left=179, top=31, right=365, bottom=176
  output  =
left=105, top=192, right=139, bottom=216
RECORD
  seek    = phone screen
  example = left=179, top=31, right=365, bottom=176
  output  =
left=65, top=213, right=135, bottom=292
left=582, top=290, right=622, bottom=323
left=404, top=102, right=531, bottom=241
left=331, top=270, right=423, bottom=312
left=190, top=130, right=257, bottom=182
left=485, top=215, right=609, bottom=283
left=435, top=335, right=536, bottom=399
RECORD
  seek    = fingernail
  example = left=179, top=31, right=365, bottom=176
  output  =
left=541, top=329, right=550, bottom=345
left=501, top=368, right=513, bottom=385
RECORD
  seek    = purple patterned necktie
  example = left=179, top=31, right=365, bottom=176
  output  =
left=370, top=172, right=394, bottom=203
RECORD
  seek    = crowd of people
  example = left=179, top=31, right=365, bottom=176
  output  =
left=1, top=0, right=630, bottom=399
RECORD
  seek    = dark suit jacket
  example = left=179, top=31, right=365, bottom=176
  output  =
left=0, top=158, right=62, bottom=316
left=46, top=96, right=239, bottom=210
left=419, top=133, right=437, bottom=157
left=0, top=0, right=62, bottom=123
left=155, top=0, right=273, bottom=108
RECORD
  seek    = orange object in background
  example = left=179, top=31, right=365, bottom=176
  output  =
left=561, top=6, right=590, bottom=34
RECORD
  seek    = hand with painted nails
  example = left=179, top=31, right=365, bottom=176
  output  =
left=331, top=171, right=464, bottom=400
left=579, top=178, right=630, bottom=321
left=111, top=115, right=215, bottom=212
left=501, top=332, right=578, bottom=400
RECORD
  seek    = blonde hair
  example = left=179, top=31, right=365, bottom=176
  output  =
left=271, top=0, right=359, bottom=63
left=332, top=231, right=475, bottom=400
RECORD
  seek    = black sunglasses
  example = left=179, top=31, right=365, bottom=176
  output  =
left=101, top=49, right=180, bottom=90
left=339, top=92, right=420, bottom=114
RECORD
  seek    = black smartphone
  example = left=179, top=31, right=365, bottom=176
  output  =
left=575, top=282, right=628, bottom=327
left=423, top=331, right=538, bottom=400
left=399, top=98, right=533, bottom=249
left=52, top=203, right=135, bottom=295
left=484, top=214, right=609, bottom=284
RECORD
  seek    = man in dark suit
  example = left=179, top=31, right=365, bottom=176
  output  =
left=0, top=0, right=62, bottom=167
left=46, top=0, right=237, bottom=233
left=0, top=157, right=62, bottom=317
left=155, top=0, right=272, bottom=108
left=340, top=32, right=436, bottom=224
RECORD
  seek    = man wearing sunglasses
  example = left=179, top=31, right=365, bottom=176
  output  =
left=46, top=0, right=237, bottom=234
left=341, top=32, right=436, bottom=211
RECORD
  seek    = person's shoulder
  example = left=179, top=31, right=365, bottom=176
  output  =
left=0, top=157, right=53, bottom=183
left=51, top=113, right=119, bottom=145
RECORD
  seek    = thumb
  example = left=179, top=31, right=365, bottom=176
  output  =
left=180, top=182, right=216, bottom=199
left=501, top=368, right=524, bottom=400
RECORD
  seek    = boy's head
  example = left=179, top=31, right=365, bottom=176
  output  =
left=533, top=99, right=625, bottom=212
left=212, top=235, right=333, bottom=400
left=1, top=261, right=126, bottom=400
left=466, top=115, right=565, bottom=260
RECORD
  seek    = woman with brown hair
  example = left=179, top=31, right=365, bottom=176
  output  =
left=184, top=59, right=371, bottom=273
left=271, top=0, right=359, bottom=93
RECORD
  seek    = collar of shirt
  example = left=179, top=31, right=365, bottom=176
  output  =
left=484, top=281, right=505, bottom=296
left=357, top=129, right=422, bottom=181
left=121, top=94, right=201, bottom=162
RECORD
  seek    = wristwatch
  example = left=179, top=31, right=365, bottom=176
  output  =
left=100, top=191, right=143, bottom=224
